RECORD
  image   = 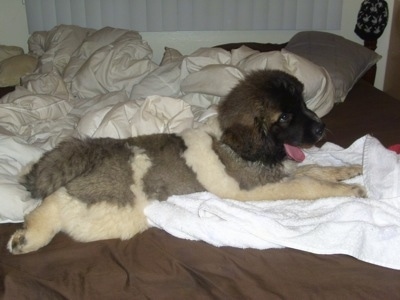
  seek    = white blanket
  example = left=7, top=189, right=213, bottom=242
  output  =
left=145, top=135, right=400, bottom=270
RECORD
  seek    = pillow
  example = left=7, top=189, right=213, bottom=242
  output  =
left=285, top=31, right=381, bottom=102
left=0, top=45, right=24, bottom=63
left=181, top=64, right=244, bottom=97
left=180, top=47, right=334, bottom=117
left=0, top=54, right=38, bottom=87
left=133, top=46, right=335, bottom=117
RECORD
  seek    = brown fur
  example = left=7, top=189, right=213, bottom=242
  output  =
left=8, top=70, right=366, bottom=254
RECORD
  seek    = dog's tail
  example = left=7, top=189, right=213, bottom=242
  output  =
left=21, top=137, right=120, bottom=199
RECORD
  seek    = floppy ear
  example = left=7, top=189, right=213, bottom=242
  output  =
left=220, top=116, right=280, bottom=163
left=221, top=124, right=262, bottom=162
left=288, top=77, right=304, bottom=98
left=275, top=72, right=304, bottom=98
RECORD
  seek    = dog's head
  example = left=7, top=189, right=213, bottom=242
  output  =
left=218, top=69, right=325, bottom=165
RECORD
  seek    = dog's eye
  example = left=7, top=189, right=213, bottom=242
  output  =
left=279, top=113, right=292, bottom=123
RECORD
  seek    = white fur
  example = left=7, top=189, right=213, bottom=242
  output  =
left=181, top=128, right=242, bottom=196
left=59, top=189, right=148, bottom=242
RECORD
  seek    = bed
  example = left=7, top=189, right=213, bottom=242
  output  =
left=1, top=25, right=400, bottom=299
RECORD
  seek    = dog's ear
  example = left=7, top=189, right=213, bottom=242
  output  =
left=275, top=72, right=304, bottom=98
left=221, top=124, right=261, bottom=162
left=221, top=117, right=286, bottom=164
left=221, top=117, right=277, bottom=162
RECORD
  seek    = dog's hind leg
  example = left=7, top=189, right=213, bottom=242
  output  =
left=8, top=193, right=62, bottom=255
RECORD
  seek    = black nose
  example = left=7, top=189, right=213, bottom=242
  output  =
left=313, top=122, right=325, bottom=138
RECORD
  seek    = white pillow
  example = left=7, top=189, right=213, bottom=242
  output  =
left=182, top=48, right=335, bottom=117
left=132, top=46, right=335, bottom=117
left=181, top=65, right=244, bottom=97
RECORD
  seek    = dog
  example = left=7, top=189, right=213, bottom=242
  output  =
left=8, top=70, right=365, bottom=254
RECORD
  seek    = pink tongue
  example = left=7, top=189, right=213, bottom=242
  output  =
left=284, top=144, right=305, bottom=162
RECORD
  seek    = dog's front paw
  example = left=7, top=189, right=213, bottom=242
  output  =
left=347, top=164, right=363, bottom=176
left=336, top=164, right=363, bottom=181
left=350, top=184, right=367, bottom=198
left=7, top=229, right=28, bottom=255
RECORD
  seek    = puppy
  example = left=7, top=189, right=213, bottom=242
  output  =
left=8, top=70, right=365, bottom=254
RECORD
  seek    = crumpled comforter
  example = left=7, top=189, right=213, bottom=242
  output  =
left=0, top=25, right=335, bottom=223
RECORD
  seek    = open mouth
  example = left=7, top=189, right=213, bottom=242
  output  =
left=284, top=143, right=305, bottom=162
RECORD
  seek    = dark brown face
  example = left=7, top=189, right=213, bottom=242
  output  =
left=218, top=69, right=325, bottom=165
left=266, top=89, right=325, bottom=148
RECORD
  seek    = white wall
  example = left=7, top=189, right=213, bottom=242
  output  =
left=0, top=0, right=394, bottom=90
left=0, top=0, right=30, bottom=51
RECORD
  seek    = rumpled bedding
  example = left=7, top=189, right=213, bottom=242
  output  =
left=0, top=24, right=335, bottom=224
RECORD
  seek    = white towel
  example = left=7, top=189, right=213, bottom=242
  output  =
left=145, top=135, right=400, bottom=269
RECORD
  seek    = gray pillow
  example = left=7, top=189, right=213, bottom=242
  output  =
left=285, top=31, right=381, bottom=102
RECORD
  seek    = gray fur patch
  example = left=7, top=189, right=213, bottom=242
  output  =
left=126, top=134, right=205, bottom=201
left=22, top=137, right=134, bottom=203
left=23, top=134, right=206, bottom=206
left=65, top=139, right=135, bottom=206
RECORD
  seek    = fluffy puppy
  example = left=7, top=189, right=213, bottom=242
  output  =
left=8, top=70, right=365, bottom=254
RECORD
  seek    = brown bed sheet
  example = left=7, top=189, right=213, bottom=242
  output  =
left=1, top=225, right=400, bottom=300
left=322, top=80, right=400, bottom=148
left=1, top=82, right=400, bottom=299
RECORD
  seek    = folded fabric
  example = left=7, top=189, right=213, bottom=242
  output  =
left=145, top=135, right=400, bottom=270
